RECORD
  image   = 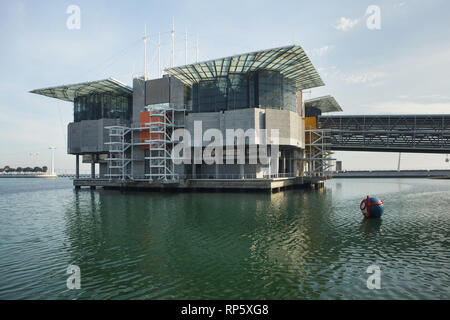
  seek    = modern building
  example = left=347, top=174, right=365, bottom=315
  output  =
left=31, top=45, right=342, bottom=191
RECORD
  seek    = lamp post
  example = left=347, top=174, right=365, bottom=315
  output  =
left=49, top=147, right=56, bottom=175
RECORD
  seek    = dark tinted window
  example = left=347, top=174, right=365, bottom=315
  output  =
left=191, top=70, right=297, bottom=113
left=74, top=93, right=132, bottom=122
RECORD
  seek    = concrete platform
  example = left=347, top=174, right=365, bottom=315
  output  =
left=73, top=177, right=325, bottom=192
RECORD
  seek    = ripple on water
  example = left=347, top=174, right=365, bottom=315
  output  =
left=0, top=178, right=449, bottom=299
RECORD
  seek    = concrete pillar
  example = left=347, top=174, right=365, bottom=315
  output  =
left=292, top=150, right=297, bottom=177
left=75, top=155, right=80, bottom=179
left=240, top=164, right=245, bottom=179
left=192, top=164, right=196, bottom=179
left=290, top=158, right=294, bottom=177
left=215, top=164, right=219, bottom=179
left=91, top=154, right=96, bottom=179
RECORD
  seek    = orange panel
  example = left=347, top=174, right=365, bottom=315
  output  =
left=139, top=111, right=164, bottom=149
left=303, top=117, right=317, bottom=130
left=303, top=117, right=317, bottom=145
left=140, top=112, right=150, bottom=149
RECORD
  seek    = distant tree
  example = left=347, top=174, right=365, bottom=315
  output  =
left=24, top=167, right=33, bottom=173
left=3, top=166, right=11, bottom=172
left=42, top=166, right=48, bottom=173
left=33, top=167, right=42, bottom=173
left=0, top=168, right=3, bottom=173
left=16, top=167, right=23, bottom=173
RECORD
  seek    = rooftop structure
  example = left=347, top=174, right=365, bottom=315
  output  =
left=165, top=45, right=324, bottom=90
left=30, top=78, right=132, bottom=102
left=305, top=95, right=342, bottom=113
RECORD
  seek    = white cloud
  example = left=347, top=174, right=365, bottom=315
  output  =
left=311, top=45, right=334, bottom=57
left=394, top=2, right=406, bottom=8
left=396, top=94, right=450, bottom=102
left=333, top=17, right=359, bottom=31
left=370, top=100, right=450, bottom=114
left=339, top=71, right=388, bottom=86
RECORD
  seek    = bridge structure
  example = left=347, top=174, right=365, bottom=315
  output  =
left=317, top=114, right=450, bottom=154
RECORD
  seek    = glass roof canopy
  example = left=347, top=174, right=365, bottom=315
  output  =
left=165, top=45, right=325, bottom=90
left=30, top=78, right=132, bottom=102
left=305, top=95, right=343, bottom=113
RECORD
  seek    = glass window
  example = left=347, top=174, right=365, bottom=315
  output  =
left=283, top=78, right=297, bottom=113
left=74, top=93, right=131, bottom=122
left=258, top=70, right=282, bottom=110
left=191, top=70, right=297, bottom=113
left=227, top=73, right=248, bottom=110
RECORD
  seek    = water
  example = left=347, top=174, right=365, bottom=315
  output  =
left=0, top=178, right=449, bottom=300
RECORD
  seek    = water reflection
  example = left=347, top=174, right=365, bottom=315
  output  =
left=57, top=179, right=450, bottom=300
left=62, top=188, right=343, bottom=299
left=359, top=218, right=383, bottom=236
left=2, top=178, right=449, bottom=299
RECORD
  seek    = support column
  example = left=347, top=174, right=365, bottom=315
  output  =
left=91, top=154, right=96, bottom=179
left=90, top=154, right=96, bottom=190
left=192, top=164, right=197, bottom=179
left=215, top=164, right=219, bottom=179
left=75, top=155, right=80, bottom=179
left=240, top=164, right=245, bottom=179
left=293, top=150, right=298, bottom=177
left=280, top=150, right=285, bottom=175
left=289, top=150, right=293, bottom=177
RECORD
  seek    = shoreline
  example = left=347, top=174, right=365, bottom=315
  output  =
left=0, top=174, right=58, bottom=178
left=333, top=169, right=450, bottom=179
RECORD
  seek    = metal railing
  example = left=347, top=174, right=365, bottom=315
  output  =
left=179, top=173, right=295, bottom=180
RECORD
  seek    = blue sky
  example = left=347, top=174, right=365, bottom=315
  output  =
left=1, top=0, right=450, bottom=172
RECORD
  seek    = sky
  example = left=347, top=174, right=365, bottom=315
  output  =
left=1, top=0, right=450, bottom=173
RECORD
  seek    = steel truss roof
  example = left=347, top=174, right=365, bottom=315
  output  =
left=165, top=45, right=324, bottom=90
left=319, top=114, right=450, bottom=153
left=30, top=78, right=132, bottom=102
left=305, top=95, right=342, bottom=113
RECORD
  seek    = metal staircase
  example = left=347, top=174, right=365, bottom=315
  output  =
left=144, top=104, right=178, bottom=182
left=105, top=126, right=132, bottom=181
left=304, top=129, right=335, bottom=177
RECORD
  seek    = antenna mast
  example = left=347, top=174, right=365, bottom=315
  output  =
left=195, top=34, right=199, bottom=62
left=143, top=24, right=148, bottom=80
left=185, top=28, right=188, bottom=64
left=158, top=32, right=161, bottom=77
left=171, top=19, right=175, bottom=67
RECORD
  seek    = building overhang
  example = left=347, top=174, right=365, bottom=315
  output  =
left=30, top=78, right=132, bottom=102
left=165, top=45, right=325, bottom=90
left=305, top=95, right=342, bottom=113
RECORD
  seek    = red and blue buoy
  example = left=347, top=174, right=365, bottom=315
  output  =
left=360, top=196, right=384, bottom=218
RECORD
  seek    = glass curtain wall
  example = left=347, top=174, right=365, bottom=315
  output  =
left=74, top=93, right=132, bottom=122
left=192, top=70, right=297, bottom=113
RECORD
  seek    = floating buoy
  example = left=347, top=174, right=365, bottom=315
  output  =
left=360, top=196, right=384, bottom=218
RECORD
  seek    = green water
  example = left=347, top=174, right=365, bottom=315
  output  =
left=0, top=178, right=449, bottom=300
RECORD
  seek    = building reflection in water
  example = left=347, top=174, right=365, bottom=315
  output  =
left=63, top=187, right=353, bottom=299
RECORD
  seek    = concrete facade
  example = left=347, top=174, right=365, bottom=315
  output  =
left=65, top=75, right=309, bottom=183
left=68, top=118, right=125, bottom=154
left=185, top=107, right=304, bottom=148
